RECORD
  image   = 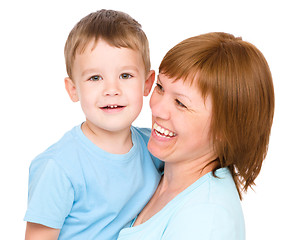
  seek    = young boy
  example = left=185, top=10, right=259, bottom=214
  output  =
left=24, top=9, right=162, bottom=240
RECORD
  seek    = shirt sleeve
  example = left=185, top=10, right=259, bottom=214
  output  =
left=162, top=203, right=239, bottom=240
left=24, top=158, right=74, bottom=229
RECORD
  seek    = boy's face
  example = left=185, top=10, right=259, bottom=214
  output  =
left=65, top=39, right=154, bottom=134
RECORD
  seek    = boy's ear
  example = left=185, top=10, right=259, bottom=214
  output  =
left=65, top=77, right=79, bottom=102
left=144, top=70, right=155, bottom=96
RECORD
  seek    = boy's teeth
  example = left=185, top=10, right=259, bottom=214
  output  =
left=153, top=123, right=176, bottom=138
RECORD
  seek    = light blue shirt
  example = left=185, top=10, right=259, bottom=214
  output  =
left=24, top=125, right=162, bottom=240
left=118, top=168, right=245, bottom=240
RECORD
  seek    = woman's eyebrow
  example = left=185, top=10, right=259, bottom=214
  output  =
left=157, top=75, right=163, bottom=84
left=175, top=92, right=192, bottom=103
left=158, top=75, right=190, bottom=99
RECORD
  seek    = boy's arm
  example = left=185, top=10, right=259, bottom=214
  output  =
left=24, top=159, right=74, bottom=237
left=25, top=222, right=60, bottom=240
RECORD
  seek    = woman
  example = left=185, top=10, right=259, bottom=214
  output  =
left=118, top=32, right=274, bottom=239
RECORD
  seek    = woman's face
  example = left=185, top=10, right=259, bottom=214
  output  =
left=148, top=73, right=215, bottom=165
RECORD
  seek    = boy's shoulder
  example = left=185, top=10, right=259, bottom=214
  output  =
left=131, top=126, right=151, bottom=144
left=131, top=126, right=163, bottom=172
left=30, top=125, right=82, bottom=168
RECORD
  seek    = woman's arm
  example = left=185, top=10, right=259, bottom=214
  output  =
left=25, top=222, right=60, bottom=240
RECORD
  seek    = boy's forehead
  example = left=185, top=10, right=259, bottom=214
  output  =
left=71, top=39, right=145, bottom=76
left=75, top=38, right=99, bottom=55
left=75, top=38, right=138, bottom=57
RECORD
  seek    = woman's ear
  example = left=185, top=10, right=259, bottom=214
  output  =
left=144, top=70, right=155, bottom=96
left=64, top=77, right=79, bottom=102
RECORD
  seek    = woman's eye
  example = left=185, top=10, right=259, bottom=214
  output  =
left=175, top=99, right=187, bottom=108
left=156, top=83, right=164, bottom=92
left=120, top=73, right=132, bottom=79
left=89, top=75, right=102, bottom=81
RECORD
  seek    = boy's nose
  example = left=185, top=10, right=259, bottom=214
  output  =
left=103, top=80, right=121, bottom=96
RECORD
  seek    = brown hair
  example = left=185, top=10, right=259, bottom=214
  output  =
left=64, top=9, right=151, bottom=79
left=159, top=32, right=274, bottom=199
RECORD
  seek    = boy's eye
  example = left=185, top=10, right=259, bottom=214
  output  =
left=175, top=99, right=187, bottom=108
left=89, top=75, right=103, bottom=81
left=120, top=73, right=132, bottom=79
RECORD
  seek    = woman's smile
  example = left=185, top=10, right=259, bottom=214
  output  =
left=153, top=122, right=176, bottom=138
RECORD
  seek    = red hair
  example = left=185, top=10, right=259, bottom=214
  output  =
left=159, top=32, right=274, bottom=199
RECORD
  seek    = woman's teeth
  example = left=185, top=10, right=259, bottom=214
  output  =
left=153, top=122, right=176, bottom=138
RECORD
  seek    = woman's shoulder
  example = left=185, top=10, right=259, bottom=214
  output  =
left=185, top=168, right=240, bottom=203
left=162, top=168, right=245, bottom=239
left=163, top=168, right=245, bottom=239
left=163, top=200, right=245, bottom=240
left=207, top=168, right=241, bottom=201
left=168, top=168, right=244, bottom=223
left=183, top=168, right=242, bottom=212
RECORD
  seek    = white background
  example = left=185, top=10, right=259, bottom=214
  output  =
left=1, top=0, right=287, bottom=239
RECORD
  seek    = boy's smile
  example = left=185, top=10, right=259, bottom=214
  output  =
left=100, top=104, right=125, bottom=113
left=65, top=39, right=154, bottom=137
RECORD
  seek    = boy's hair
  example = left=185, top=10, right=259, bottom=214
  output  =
left=64, top=9, right=151, bottom=79
left=159, top=32, right=274, bottom=199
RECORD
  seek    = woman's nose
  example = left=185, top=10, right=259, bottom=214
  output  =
left=149, top=90, right=170, bottom=120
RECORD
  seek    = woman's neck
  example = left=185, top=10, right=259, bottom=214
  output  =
left=133, top=153, right=218, bottom=227
left=161, top=154, right=218, bottom=193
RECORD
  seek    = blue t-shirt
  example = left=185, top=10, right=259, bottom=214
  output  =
left=117, top=168, right=245, bottom=240
left=24, top=125, right=162, bottom=240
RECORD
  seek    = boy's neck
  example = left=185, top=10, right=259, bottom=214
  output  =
left=81, top=121, right=133, bottom=154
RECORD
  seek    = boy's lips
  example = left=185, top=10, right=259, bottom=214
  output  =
left=100, top=104, right=126, bottom=113
left=153, top=122, right=176, bottom=138
left=100, top=105, right=125, bottom=109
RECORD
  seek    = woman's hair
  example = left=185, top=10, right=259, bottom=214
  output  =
left=159, top=32, right=274, bottom=199
left=64, top=9, right=151, bottom=79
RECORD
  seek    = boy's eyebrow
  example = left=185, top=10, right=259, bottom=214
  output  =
left=119, top=65, right=140, bottom=73
left=81, top=68, right=100, bottom=77
left=81, top=66, right=141, bottom=77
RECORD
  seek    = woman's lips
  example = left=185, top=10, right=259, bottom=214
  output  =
left=153, top=122, right=176, bottom=138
